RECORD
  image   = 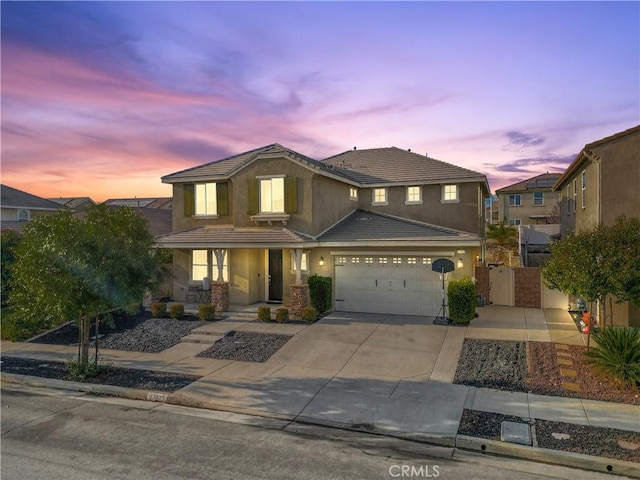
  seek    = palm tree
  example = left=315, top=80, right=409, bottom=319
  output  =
left=486, top=219, right=519, bottom=264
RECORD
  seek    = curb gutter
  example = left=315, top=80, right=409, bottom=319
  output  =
left=3, top=372, right=638, bottom=478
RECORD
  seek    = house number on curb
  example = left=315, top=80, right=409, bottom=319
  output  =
left=147, top=392, right=168, bottom=402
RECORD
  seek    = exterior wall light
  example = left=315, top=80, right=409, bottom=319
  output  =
left=319, top=256, right=325, bottom=266
left=457, top=257, right=464, bottom=268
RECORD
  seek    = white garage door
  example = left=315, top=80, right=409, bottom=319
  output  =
left=334, top=255, right=447, bottom=316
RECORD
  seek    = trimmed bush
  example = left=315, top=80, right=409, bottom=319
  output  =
left=585, top=326, right=640, bottom=388
left=198, top=304, right=216, bottom=321
left=447, top=277, right=476, bottom=325
left=301, top=306, right=318, bottom=323
left=308, top=274, right=332, bottom=313
left=258, top=306, right=271, bottom=322
left=275, top=307, right=289, bottom=323
left=151, top=302, right=167, bottom=318
left=169, top=303, right=185, bottom=320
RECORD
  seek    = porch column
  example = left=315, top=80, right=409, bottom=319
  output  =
left=291, top=248, right=303, bottom=285
left=290, top=284, right=309, bottom=318
left=213, top=249, right=227, bottom=282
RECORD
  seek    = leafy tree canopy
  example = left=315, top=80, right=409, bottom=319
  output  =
left=9, top=205, right=161, bottom=332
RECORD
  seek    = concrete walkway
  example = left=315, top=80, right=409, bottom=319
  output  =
left=2, top=306, right=638, bottom=474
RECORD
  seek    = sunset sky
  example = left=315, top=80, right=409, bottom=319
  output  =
left=2, top=1, right=638, bottom=202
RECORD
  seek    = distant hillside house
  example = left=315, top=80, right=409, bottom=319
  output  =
left=495, top=172, right=562, bottom=226
left=1, top=184, right=64, bottom=231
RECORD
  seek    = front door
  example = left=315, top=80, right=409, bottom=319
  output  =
left=268, top=249, right=283, bottom=302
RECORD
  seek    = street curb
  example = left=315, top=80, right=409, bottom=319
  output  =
left=456, top=434, right=639, bottom=478
left=3, top=372, right=638, bottom=478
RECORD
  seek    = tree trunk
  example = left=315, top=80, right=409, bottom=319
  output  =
left=80, top=316, right=90, bottom=365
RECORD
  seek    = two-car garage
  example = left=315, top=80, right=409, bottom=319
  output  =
left=333, top=254, right=450, bottom=317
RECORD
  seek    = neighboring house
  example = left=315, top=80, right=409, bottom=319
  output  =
left=0, top=184, right=63, bottom=232
left=553, top=125, right=640, bottom=327
left=74, top=206, right=173, bottom=238
left=485, top=195, right=500, bottom=224
left=48, top=196, right=96, bottom=212
left=104, top=197, right=172, bottom=209
left=495, top=173, right=562, bottom=226
left=157, top=144, right=489, bottom=316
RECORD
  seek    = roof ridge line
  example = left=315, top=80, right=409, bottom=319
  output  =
left=358, top=209, right=476, bottom=237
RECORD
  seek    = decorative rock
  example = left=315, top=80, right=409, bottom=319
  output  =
left=617, top=440, right=640, bottom=451
left=551, top=432, right=571, bottom=440
left=211, top=281, right=229, bottom=313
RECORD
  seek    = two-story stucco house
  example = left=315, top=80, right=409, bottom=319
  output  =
left=495, top=173, right=562, bottom=226
left=553, top=125, right=640, bottom=327
left=157, top=144, right=489, bottom=317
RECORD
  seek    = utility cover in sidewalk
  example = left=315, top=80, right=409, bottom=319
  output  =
left=501, top=421, right=531, bottom=445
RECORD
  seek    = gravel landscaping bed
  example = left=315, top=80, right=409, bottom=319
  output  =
left=196, top=331, right=293, bottom=362
left=455, top=339, right=639, bottom=406
left=458, top=409, right=640, bottom=463
left=30, top=312, right=207, bottom=353
left=0, top=356, right=199, bottom=392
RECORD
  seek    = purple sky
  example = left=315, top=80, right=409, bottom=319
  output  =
left=2, top=1, right=638, bottom=201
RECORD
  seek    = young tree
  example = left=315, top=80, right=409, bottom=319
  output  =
left=486, top=219, right=519, bottom=264
left=542, top=216, right=640, bottom=327
left=9, top=205, right=161, bottom=366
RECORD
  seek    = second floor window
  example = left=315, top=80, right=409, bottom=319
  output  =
left=406, top=186, right=422, bottom=203
left=573, top=179, right=577, bottom=213
left=349, top=187, right=358, bottom=200
left=195, top=183, right=217, bottom=215
left=260, top=177, right=285, bottom=213
left=442, top=184, right=458, bottom=202
left=533, top=192, right=543, bottom=206
left=581, top=171, right=586, bottom=208
left=508, top=194, right=522, bottom=206
left=372, top=187, right=387, bottom=205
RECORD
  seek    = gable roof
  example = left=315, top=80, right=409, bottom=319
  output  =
left=1, top=184, right=62, bottom=211
left=553, top=125, right=640, bottom=191
left=155, top=225, right=311, bottom=248
left=495, top=172, right=562, bottom=193
left=161, top=143, right=359, bottom=185
left=322, top=147, right=490, bottom=192
left=316, top=209, right=482, bottom=246
left=48, top=197, right=96, bottom=210
left=103, top=197, right=172, bottom=209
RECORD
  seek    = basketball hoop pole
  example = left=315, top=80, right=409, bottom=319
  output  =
left=435, top=266, right=448, bottom=322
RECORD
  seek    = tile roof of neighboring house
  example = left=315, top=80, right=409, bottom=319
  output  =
left=495, top=173, right=562, bottom=193
left=48, top=197, right=96, bottom=210
left=553, top=125, right=640, bottom=190
left=162, top=144, right=359, bottom=185
left=1, top=184, right=62, bottom=210
left=155, top=226, right=311, bottom=248
left=316, top=209, right=482, bottom=245
left=103, top=198, right=172, bottom=209
left=74, top=206, right=173, bottom=237
left=322, top=147, right=489, bottom=190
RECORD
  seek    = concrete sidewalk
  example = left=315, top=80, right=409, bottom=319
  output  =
left=2, top=307, right=638, bottom=476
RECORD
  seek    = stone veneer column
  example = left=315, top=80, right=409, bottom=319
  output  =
left=290, top=284, right=309, bottom=317
left=211, top=281, right=229, bottom=313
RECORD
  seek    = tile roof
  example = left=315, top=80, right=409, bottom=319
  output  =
left=162, top=144, right=358, bottom=184
left=322, top=147, right=488, bottom=187
left=317, top=209, right=482, bottom=245
left=155, top=225, right=312, bottom=248
left=495, top=173, right=562, bottom=193
left=1, top=184, right=63, bottom=210
left=103, top=197, right=171, bottom=209
left=48, top=197, right=96, bottom=210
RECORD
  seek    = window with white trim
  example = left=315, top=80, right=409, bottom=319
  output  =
left=372, top=187, right=387, bottom=205
left=508, top=194, right=522, bottom=206
left=17, top=209, right=30, bottom=221
left=581, top=171, right=586, bottom=208
left=442, top=184, right=458, bottom=202
left=573, top=179, right=577, bottom=213
left=260, top=177, right=285, bottom=213
left=533, top=192, right=543, bottom=206
left=508, top=219, right=521, bottom=226
left=406, top=186, right=422, bottom=203
left=192, top=250, right=209, bottom=282
left=291, top=252, right=309, bottom=272
left=566, top=185, right=571, bottom=216
left=349, top=187, right=358, bottom=201
left=195, top=183, right=217, bottom=215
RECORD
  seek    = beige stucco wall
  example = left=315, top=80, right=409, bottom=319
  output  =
left=0, top=207, right=57, bottom=222
left=499, top=190, right=560, bottom=226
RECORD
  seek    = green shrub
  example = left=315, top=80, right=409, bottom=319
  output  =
left=1, top=310, right=41, bottom=341
left=301, top=306, right=318, bottom=323
left=585, top=326, right=640, bottom=388
left=169, top=303, right=185, bottom=319
left=67, top=359, right=107, bottom=380
left=198, top=304, right=216, bottom=321
left=447, top=277, right=476, bottom=324
left=258, top=306, right=271, bottom=322
left=151, top=302, right=167, bottom=318
left=275, top=307, right=289, bottom=323
left=308, top=274, right=332, bottom=313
